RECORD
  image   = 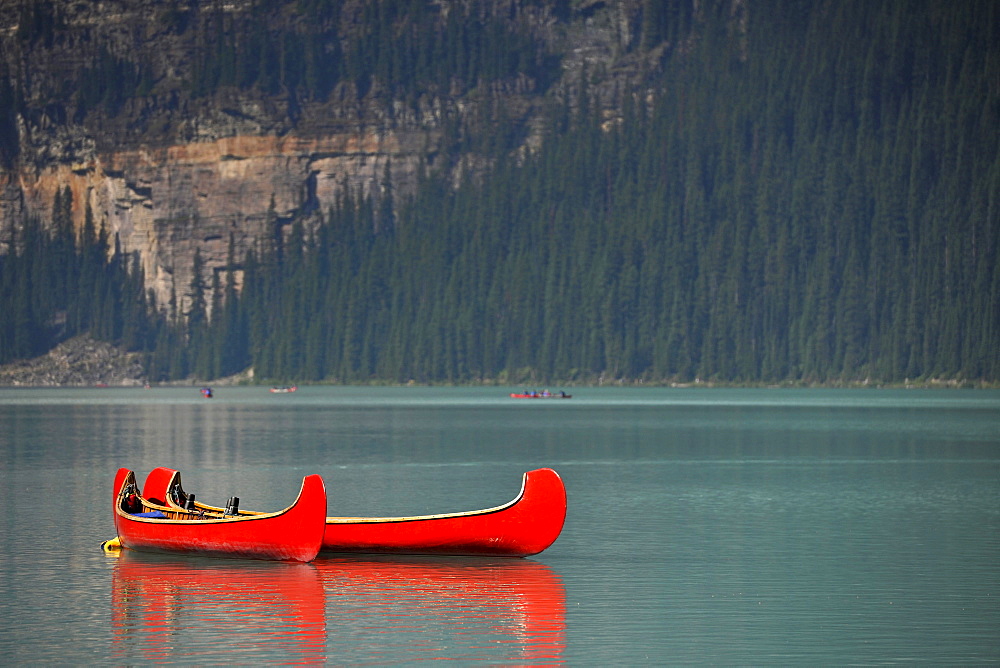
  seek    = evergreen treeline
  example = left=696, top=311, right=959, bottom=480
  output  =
left=218, top=0, right=1000, bottom=384
left=14, top=0, right=557, bottom=114
left=187, top=0, right=557, bottom=101
left=0, top=188, right=158, bottom=364
left=2, top=0, right=999, bottom=385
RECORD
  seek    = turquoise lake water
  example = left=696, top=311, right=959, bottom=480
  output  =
left=1, top=387, right=997, bottom=664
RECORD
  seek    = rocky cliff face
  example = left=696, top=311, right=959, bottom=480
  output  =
left=8, top=125, right=440, bottom=310
left=0, top=0, right=658, bottom=314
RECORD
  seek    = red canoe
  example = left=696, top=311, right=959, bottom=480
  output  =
left=143, top=467, right=567, bottom=557
left=112, top=468, right=327, bottom=562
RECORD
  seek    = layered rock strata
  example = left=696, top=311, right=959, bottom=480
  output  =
left=7, top=127, right=435, bottom=311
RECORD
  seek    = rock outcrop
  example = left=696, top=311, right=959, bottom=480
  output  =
left=0, top=335, right=146, bottom=386
left=8, top=127, right=438, bottom=311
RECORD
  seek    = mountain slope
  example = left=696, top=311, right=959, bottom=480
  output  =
left=1, top=0, right=997, bottom=385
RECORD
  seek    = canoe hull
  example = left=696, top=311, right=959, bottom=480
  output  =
left=114, top=469, right=326, bottom=562
left=321, top=468, right=566, bottom=557
left=143, top=467, right=567, bottom=558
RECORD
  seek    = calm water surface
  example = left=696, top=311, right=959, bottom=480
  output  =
left=1, top=387, right=997, bottom=664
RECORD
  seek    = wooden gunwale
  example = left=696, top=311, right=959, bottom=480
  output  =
left=151, top=468, right=529, bottom=523
left=118, top=470, right=301, bottom=524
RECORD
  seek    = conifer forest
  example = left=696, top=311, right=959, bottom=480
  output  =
left=1, top=0, right=998, bottom=385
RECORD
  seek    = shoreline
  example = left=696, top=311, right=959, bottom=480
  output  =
left=1, top=336, right=995, bottom=390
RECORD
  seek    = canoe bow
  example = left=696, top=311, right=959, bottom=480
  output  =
left=113, top=468, right=326, bottom=562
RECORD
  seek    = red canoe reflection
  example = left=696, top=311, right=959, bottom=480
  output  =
left=110, top=552, right=326, bottom=664
left=111, top=553, right=565, bottom=663
left=314, top=557, right=566, bottom=662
